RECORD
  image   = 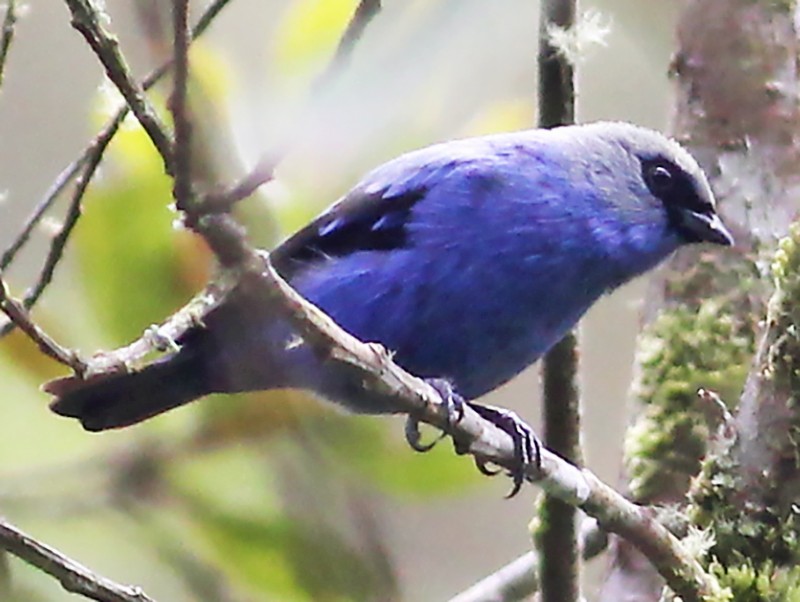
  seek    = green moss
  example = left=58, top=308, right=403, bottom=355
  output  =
left=759, top=0, right=796, bottom=15
left=768, top=223, right=800, bottom=392
left=625, top=301, right=755, bottom=501
left=683, top=223, right=800, bottom=600
left=709, top=561, right=800, bottom=602
left=690, top=446, right=800, bottom=567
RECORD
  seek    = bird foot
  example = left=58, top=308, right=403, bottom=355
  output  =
left=467, top=403, right=541, bottom=498
left=404, top=378, right=464, bottom=452
left=403, top=380, right=540, bottom=498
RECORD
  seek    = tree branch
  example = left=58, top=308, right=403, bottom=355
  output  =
left=16, top=2, right=720, bottom=600
left=537, top=2, right=581, bottom=601
left=169, top=0, right=192, bottom=213
left=449, top=518, right=607, bottom=602
left=64, top=0, right=173, bottom=172
left=0, top=0, right=18, bottom=92
left=315, top=0, right=381, bottom=88
left=198, top=0, right=383, bottom=213
left=0, top=0, right=235, bottom=338
left=0, top=517, right=157, bottom=602
left=0, top=277, right=84, bottom=371
left=602, top=0, right=800, bottom=598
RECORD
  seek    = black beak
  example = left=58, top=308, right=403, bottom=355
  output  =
left=677, top=209, right=734, bottom=246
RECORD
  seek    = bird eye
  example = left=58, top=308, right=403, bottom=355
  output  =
left=644, top=164, right=674, bottom=195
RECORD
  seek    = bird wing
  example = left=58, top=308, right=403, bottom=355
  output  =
left=271, top=151, right=461, bottom=279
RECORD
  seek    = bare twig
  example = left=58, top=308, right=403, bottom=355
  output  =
left=449, top=518, right=607, bottom=602
left=0, top=0, right=234, bottom=335
left=0, top=123, right=117, bottom=339
left=28, top=1, right=718, bottom=599
left=196, top=0, right=382, bottom=212
left=0, top=277, right=84, bottom=370
left=0, top=517, right=157, bottom=602
left=0, top=146, right=92, bottom=273
left=316, top=0, right=382, bottom=86
left=197, top=156, right=276, bottom=212
left=64, top=0, right=173, bottom=171
left=0, top=0, right=18, bottom=92
left=169, top=0, right=192, bottom=213
left=537, top=1, right=581, bottom=601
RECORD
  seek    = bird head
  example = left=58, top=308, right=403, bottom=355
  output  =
left=565, top=122, right=733, bottom=250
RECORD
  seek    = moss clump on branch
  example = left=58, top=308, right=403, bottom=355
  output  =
left=624, top=300, right=755, bottom=502
left=690, top=443, right=800, bottom=568
left=707, top=561, right=800, bottom=602
left=686, top=223, right=800, bottom=601
left=767, top=222, right=800, bottom=392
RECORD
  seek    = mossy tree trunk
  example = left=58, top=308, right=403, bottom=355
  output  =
left=600, top=1, right=800, bottom=599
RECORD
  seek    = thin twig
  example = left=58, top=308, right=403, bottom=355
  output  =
left=0, top=0, right=234, bottom=333
left=64, top=0, right=174, bottom=171
left=0, top=517, right=157, bottom=602
left=33, top=1, right=717, bottom=598
left=0, top=0, right=18, bottom=92
left=0, top=121, right=117, bottom=339
left=316, top=0, right=382, bottom=87
left=169, top=0, right=192, bottom=213
left=196, top=0, right=382, bottom=212
left=537, top=1, right=581, bottom=601
left=197, top=156, right=276, bottom=212
left=0, top=277, right=84, bottom=371
left=449, top=519, right=607, bottom=602
left=0, top=148, right=91, bottom=273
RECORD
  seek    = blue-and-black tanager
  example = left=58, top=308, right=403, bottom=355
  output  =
left=48, top=122, right=732, bottom=487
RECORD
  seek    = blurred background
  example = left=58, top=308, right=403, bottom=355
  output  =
left=0, top=1, right=682, bottom=600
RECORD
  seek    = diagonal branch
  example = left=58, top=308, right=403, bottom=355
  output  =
left=0, top=123, right=116, bottom=340
left=0, top=0, right=18, bottom=92
left=0, top=277, right=84, bottom=370
left=197, top=0, right=383, bottom=213
left=0, top=0, right=235, bottom=337
left=449, top=518, right=607, bottom=602
left=0, top=517, right=157, bottom=602
left=315, top=0, right=382, bottom=87
left=12, top=1, right=720, bottom=600
left=64, top=0, right=173, bottom=172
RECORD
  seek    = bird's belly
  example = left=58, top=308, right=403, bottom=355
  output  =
left=293, top=257, right=593, bottom=409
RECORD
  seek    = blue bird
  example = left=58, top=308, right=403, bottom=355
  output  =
left=48, top=122, right=732, bottom=488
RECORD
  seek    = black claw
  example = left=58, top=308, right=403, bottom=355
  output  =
left=474, top=457, right=502, bottom=476
left=404, top=378, right=467, bottom=455
left=468, top=403, right=541, bottom=498
left=404, top=415, right=445, bottom=452
left=404, top=380, right=541, bottom=498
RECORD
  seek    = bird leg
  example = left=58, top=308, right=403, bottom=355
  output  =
left=404, top=379, right=540, bottom=498
left=404, top=378, right=464, bottom=452
left=466, top=402, right=541, bottom=498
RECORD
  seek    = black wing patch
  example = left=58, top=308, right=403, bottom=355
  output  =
left=272, top=187, right=427, bottom=277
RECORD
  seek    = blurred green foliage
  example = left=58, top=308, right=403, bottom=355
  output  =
left=75, top=123, right=194, bottom=343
